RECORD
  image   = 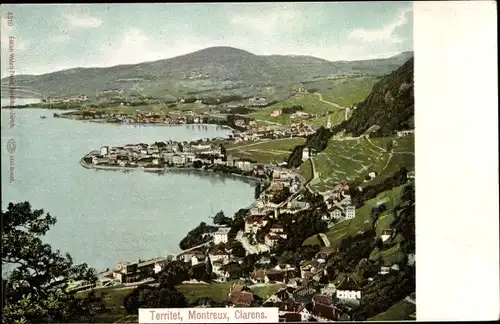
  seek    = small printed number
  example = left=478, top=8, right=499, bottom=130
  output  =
left=7, top=12, right=14, bottom=26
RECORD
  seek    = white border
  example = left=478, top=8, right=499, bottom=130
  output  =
left=415, top=1, right=499, bottom=321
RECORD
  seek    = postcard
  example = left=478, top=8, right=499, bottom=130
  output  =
left=1, top=3, right=418, bottom=323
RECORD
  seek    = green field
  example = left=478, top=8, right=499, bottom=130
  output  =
left=309, top=135, right=414, bottom=192
left=368, top=299, right=416, bottom=321
left=177, top=281, right=285, bottom=302
left=369, top=243, right=406, bottom=266
left=298, top=158, right=314, bottom=183
left=302, top=75, right=381, bottom=107
left=303, top=184, right=408, bottom=249
left=77, top=286, right=136, bottom=323
left=249, top=93, right=345, bottom=127
left=177, top=281, right=236, bottom=302
left=251, top=284, right=287, bottom=299
left=226, top=138, right=305, bottom=164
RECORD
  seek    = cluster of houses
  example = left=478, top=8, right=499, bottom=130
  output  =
left=88, top=161, right=413, bottom=321
left=77, top=110, right=217, bottom=125
left=396, top=129, right=415, bottom=137
left=232, top=123, right=316, bottom=144
left=83, top=140, right=272, bottom=171
left=270, top=109, right=310, bottom=120
left=85, top=141, right=223, bottom=169
left=42, top=95, right=89, bottom=104
left=321, top=183, right=357, bottom=225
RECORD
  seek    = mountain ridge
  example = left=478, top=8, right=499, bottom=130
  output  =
left=1, top=46, right=414, bottom=99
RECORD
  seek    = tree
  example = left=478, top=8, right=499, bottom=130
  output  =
left=230, top=243, right=246, bottom=258
left=2, top=202, right=105, bottom=324
left=219, top=144, right=227, bottom=158
left=158, top=261, right=190, bottom=288
left=123, top=284, right=188, bottom=314
left=213, top=211, right=232, bottom=226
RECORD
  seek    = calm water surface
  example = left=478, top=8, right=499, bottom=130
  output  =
left=1, top=108, right=255, bottom=271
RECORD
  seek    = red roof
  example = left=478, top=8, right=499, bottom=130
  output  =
left=230, top=291, right=254, bottom=307
left=311, top=303, right=339, bottom=321
left=313, top=294, right=332, bottom=305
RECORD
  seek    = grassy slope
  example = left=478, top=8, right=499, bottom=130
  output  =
left=77, top=286, right=136, bottom=323
left=367, top=298, right=416, bottom=321
left=303, top=184, right=408, bottom=250
left=249, top=92, right=345, bottom=127
left=298, top=158, right=314, bottom=183
left=302, top=75, right=381, bottom=107
left=226, top=138, right=305, bottom=164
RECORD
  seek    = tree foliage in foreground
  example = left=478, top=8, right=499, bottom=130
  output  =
left=2, top=202, right=105, bottom=324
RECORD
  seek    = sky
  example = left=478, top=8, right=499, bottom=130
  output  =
left=0, top=2, right=413, bottom=78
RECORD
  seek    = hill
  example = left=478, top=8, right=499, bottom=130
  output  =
left=332, top=57, right=414, bottom=137
left=1, top=47, right=414, bottom=99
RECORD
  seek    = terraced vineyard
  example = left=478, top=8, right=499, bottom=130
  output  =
left=309, top=135, right=414, bottom=192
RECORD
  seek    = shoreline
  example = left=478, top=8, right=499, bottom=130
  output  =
left=79, top=154, right=264, bottom=186
left=56, top=114, right=237, bottom=131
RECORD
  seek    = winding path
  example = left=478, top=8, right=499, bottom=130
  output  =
left=318, top=233, right=331, bottom=247
left=314, top=92, right=348, bottom=110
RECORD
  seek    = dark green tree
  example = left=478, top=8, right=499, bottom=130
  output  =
left=158, top=261, right=190, bottom=288
left=2, top=202, right=105, bottom=324
left=213, top=211, right=232, bottom=226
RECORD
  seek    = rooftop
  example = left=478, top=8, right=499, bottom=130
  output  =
left=336, top=276, right=361, bottom=291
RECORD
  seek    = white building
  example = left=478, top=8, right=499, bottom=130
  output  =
left=235, top=160, right=252, bottom=171
left=244, top=216, right=268, bottom=233
left=345, top=206, right=356, bottom=219
left=335, top=276, right=361, bottom=305
left=302, top=147, right=310, bottom=161
left=153, top=263, right=163, bottom=274
left=380, top=229, right=393, bottom=242
left=330, top=206, right=344, bottom=219
left=214, top=227, right=231, bottom=245
left=100, top=146, right=109, bottom=156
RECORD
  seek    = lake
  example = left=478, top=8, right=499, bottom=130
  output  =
left=1, top=108, right=255, bottom=271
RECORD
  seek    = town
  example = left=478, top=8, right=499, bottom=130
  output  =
left=74, top=136, right=415, bottom=322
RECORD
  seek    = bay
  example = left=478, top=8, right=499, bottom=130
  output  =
left=1, top=108, right=255, bottom=271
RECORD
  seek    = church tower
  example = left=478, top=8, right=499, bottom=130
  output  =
left=326, top=115, right=332, bottom=129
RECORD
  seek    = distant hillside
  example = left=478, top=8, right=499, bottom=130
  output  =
left=333, top=57, right=414, bottom=137
left=1, top=47, right=414, bottom=99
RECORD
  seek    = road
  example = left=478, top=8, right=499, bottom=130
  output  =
left=318, top=233, right=331, bottom=247
left=314, top=92, right=349, bottom=110
left=365, top=137, right=387, bottom=152
left=236, top=230, right=269, bottom=255
left=309, top=156, right=318, bottom=179
left=405, top=294, right=416, bottom=305
left=175, top=239, right=214, bottom=258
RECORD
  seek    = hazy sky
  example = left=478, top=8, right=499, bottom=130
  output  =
left=0, top=2, right=413, bottom=77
